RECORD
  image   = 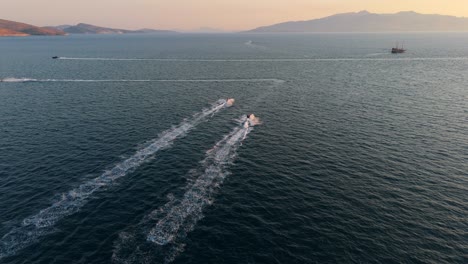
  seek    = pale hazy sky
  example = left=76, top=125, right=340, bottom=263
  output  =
left=2, top=0, right=468, bottom=31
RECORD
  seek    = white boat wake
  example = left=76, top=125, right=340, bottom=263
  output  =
left=52, top=56, right=468, bottom=62
left=0, top=77, right=283, bottom=83
left=244, top=40, right=267, bottom=50
left=0, top=99, right=231, bottom=260
left=113, top=116, right=256, bottom=264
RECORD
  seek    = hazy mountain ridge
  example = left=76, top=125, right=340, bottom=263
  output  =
left=247, top=11, right=468, bottom=32
left=0, top=19, right=65, bottom=36
left=62, top=23, right=132, bottom=34
left=58, top=23, right=176, bottom=34
left=0, top=19, right=176, bottom=36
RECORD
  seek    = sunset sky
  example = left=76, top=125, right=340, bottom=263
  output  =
left=2, top=0, right=468, bottom=31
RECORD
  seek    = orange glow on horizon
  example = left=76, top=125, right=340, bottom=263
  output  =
left=2, top=0, right=468, bottom=31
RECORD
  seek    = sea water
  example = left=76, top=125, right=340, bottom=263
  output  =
left=0, top=33, right=467, bottom=263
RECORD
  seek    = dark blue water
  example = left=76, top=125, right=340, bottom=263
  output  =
left=0, top=33, right=467, bottom=263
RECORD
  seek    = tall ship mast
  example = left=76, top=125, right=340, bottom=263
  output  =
left=391, top=42, right=406, bottom=54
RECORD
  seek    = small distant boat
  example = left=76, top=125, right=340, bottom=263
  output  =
left=391, top=43, right=405, bottom=54
left=52, top=56, right=59, bottom=59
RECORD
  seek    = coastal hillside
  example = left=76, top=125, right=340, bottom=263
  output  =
left=0, top=28, right=29, bottom=36
left=0, top=20, right=175, bottom=36
left=62, top=23, right=133, bottom=34
left=59, top=23, right=176, bottom=34
left=247, top=11, right=468, bottom=32
left=0, top=19, right=65, bottom=36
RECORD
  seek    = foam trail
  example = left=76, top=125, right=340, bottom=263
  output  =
left=365, top=52, right=387, bottom=57
left=0, top=78, right=38, bottom=82
left=147, top=117, right=253, bottom=246
left=56, top=56, right=468, bottom=62
left=112, top=116, right=255, bottom=264
left=0, top=99, right=230, bottom=260
left=1, top=78, right=283, bottom=83
left=244, top=40, right=267, bottom=50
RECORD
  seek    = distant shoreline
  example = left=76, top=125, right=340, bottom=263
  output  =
left=0, top=19, right=176, bottom=37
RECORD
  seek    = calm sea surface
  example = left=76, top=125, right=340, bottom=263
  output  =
left=0, top=33, right=467, bottom=263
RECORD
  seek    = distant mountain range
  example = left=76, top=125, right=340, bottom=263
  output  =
left=4, top=11, right=468, bottom=37
left=0, top=19, right=65, bottom=36
left=55, top=23, right=176, bottom=34
left=0, top=19, right=176, bottom=36
left=246, top=11, right=468, bottom=33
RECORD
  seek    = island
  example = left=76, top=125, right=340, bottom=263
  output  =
left=0, top=19, right=65, bottom=36
left=0, top=19, right=176, bottom=37
left=246, top=11, right=468, bottom=33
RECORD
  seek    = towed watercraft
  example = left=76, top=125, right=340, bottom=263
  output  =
left=244, top=113, right=258, bottom=128
left=225, top=98, right=235, bottom=107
